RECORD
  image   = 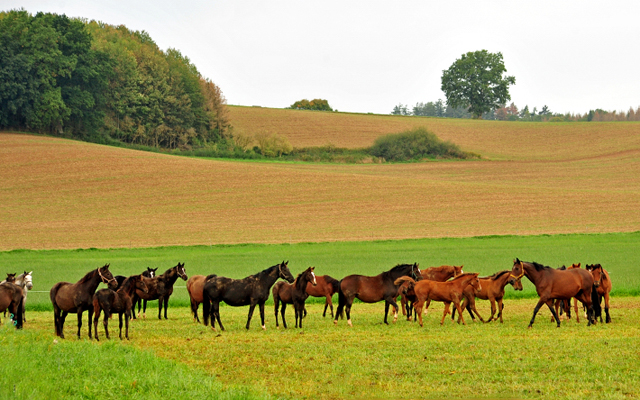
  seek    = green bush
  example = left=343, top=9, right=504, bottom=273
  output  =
left=369, top=127, right=472, bottom=161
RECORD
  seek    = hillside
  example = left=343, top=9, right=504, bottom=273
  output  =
left=2, top=127, right=640, bottom=250
left=228, top=106, right=640, bottom=161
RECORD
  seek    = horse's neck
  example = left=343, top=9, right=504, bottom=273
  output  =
left=118, top=279, right=137, bottom=297
left=259, top=266, right=280, bottom=287
left=160, top=269, right=179, bottom=286
left=79, top=270, right=103, bottom=292
left=523, top=264, right=542, bottom=285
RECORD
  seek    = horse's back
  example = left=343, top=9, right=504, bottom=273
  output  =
left=0, top=283, right=23, bottom=311
left=340, top=274, right=386, bottom=303
left=547, top=268, right=593, bottom=298
left=187, top=275, right=206, bottom=303
left=50, top=281, right=77, bottom=311
left=204, top=276, right=253, bottom=306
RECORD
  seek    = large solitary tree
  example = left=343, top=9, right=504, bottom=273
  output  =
left=441, top=50, right=515, bottom=119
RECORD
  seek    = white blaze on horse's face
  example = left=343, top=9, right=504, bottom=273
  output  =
left=25, top=273, right=33, bottom=290
left=311, top=271, right=317, bottom=285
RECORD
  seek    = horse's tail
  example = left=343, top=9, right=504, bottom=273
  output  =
left=335, top=280, right=345, bottom=320
left=14, top=295, right=24, bottom=329
left=202, top=285, right=211, bottom=326
left=272, top=283, right=281, bottom=316
left=394, top=276, right=416, bottom=288
left=329, top=277, right=340, bottom=296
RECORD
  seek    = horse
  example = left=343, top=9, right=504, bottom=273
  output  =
left=550, top=263, right=581, bottom=323
left=401, top=265, right=463, bottom=321
left=131, top=267, right=158, bottom=318
left=132, top=263, right=187, bottom=320
left=509, top=258, right=594, bottom=328
left=1, top=273, right=17, bottom=319
left=203, top=261, right=295, bottom=331
left=49, top=264, right=118, bottom=339
left=273, top=267, right=317, bottom=328
left=92, top=274, right=149, bottom=340
left=0, top=282, right=23, bottom=329
left=334, top=263, right=421, bottom=327
left=305, top=275, right=340, bottom=318
left=453, top=270, right=523, bottom=323
left=586, top=264, right=612, bottom=323
left=114, top=267, right=156, bottom=290
left=187, top=274, right=207, bottom=323
left=11, top=271, right=33, bottom=323
left=395, top=273, right=480, bottom=326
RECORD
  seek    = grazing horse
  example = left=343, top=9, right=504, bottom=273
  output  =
left=453, top=270, right=523, bottom=323
left=305, top=275, right=340, bottom=318
left=401, top=265, right=463, bottom=321
left=132, top=263, right=187, bottom=320
left=203, top=261, right=295, bottom=331
left=187, top=274, right=207, bottom=323
left=273, top=267, right=317, bottom=328
left=510, top=258, right=594, bottom=328
left=396, top=273, right=480, bottom=326
left=334, top=263, right=421, bottom=327
left=586, top=264, right=612, bottom=323
left=93, top=275, right=149, bottom=340
left=50, top=264, right=118, bottom=339
left=0, top=282, right=23, bottom=329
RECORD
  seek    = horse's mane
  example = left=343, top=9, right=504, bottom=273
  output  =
left=530, top=261, right=551, bottom=271
left=451, top=272, right=477, bottom=281
left=389, top=263, right=415, bottom=273
left=486, top=270, right=509, bottom=280
left=77, top=268, right=99, bottom=284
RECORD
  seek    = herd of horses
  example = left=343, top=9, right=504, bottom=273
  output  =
left=0, top=258, right=612, bottom=339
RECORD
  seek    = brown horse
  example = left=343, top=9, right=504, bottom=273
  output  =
left=92, top=274, right=148, bottom=340
left=305, top=275, right=340, bottom=317
left=0, top=282, right=23, bottom=329
left=454, top=270, right=523, bottom=323
left=510, top=258, right=594, bottom=328
left=586, top=264, right=612, bottom=323
left=132, top=263, right=187, bottom=320
left=334, top=263, right=421, bottom=326
left=187, top=274, right=207, bottom=323
left=401, top=265, right=463, bottom=321
left=50, top=264, right=118, bottom=339
left=273, top=267, right=317, bottom=328
left=396, top=273, right=480, bottom=326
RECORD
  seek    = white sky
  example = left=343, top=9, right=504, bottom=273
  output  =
left=5, top=1, right=640, bottom=115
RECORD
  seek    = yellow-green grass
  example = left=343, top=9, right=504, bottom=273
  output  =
left=4, top=299, right=639, bottom=400
left=228, top=106, right=640, bottom=161
left=2, top=132, right=640, bottom=250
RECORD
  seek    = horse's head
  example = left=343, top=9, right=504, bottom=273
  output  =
left=585, top=264, right=594, bottom=271
left=145, top=267, right=158, bottom=278
left=5, top=273, right=16, bottom=283
left=307, top=266, right=317, bottom=286
left=176, top=262, right=188, bottom=281
left=468, top=273, right=481, bottom=293
left=589, top=264, right=604, bottom=287
left=410, top=263, right=421, bottom=280
left=278, top=261, right=295, bottom=283
left=99, top=264, right=118, bottom=289
left=22, top=271, right=33, bottom=290
left=135, top=275, right=149, bottom=293
left=508, top=258, right=525, bottom=289
left=453, top=265, right=463, bottom=277
left=569, top=263, right=581, bottom=269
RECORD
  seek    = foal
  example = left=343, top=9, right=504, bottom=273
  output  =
left=273, top=267, right=317, bottom=328
left=395, top=273, right=480, bottom=326
left=93, top=275, right=148, bottom=340
left=587, top=264, right=612, bottom=323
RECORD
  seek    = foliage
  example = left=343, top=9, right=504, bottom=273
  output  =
left=0, top=10, right=229, bottom=148
left=288, top=98, right=333, bottom=111
left=253, top=131, right=293, bottom=157
left=369, top=127, right=473, bottom=161
left=441, top=50, right=516, bottom=119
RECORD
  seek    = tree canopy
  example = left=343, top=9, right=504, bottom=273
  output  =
left=0, top=10, right=229, bottom=148
left=288, top=99, right=333, bottom=111
left=440, top=50, right=515, bottom=119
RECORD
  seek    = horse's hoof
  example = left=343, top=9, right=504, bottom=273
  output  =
left=211, top=326, right=216, bottom=331
left=262, top=325, right=266, bottom=331
left=347, top=320, right=352, bottom=327
left=333, top=320, right=337, bottom=326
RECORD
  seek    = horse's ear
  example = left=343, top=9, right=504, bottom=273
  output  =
left=515, top=258, right=520, bottom=263
left=577, top=263, right=581, bottom=267
left=310, top=266, right=315, bottom=271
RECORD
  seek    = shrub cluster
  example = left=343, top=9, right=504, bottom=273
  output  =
left=369, top=127, right=473, bottom=161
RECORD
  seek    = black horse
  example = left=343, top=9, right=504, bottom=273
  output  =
left=203, top=261, right=295, bottom=331
left=132, top=263, right=186, bottom=320
left=334, top=263, right=421, bottom=326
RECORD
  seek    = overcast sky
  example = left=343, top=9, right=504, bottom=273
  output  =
left=5, top=1, right=640, bottom=115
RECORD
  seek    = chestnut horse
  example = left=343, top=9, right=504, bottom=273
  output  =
left=50, top=264, right=118, bottom=339
left=93, top=274, right=148, bottom=340
left=510, top=258, right=594, bottom=328
left=187, top=274, right=207, bottom=323
left=586, top=264, right=612, bottom=323
left=401, top=265, right=463, bottom=321
left=334, top=263, right=421, bottom=327
left=396, top=273, right=480, bottom=326
left=273, top=266, right=317, bottom=328
left=305, top=275, right=340, bottom=317
left=453, top=270, right=523, bottom=323
left=132, top=263, right=187, bottom=320
left=0, top=282, right=23, bottom=329
left=203, top=261, right=295, bottom=331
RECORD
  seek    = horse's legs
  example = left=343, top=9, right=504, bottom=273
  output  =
left=60, top=311, right=68, bottom=339
left=274, top=296, right=280, bottom=328
left=466, top=297, right=484, bottom=323
left=384, top=301, right=390, bottom=325
left=345, top=297, right=354, bottom=327
left=143, top=299, right=147, bottom=319
left=163, top=297, right=169, bottom=319
left=125, top=311, right=130, bottom=340
left=246, top=303, right=256, bottom=330
left=190, top=298, right=199, bottom=323
left=76, top=308, right=84, bottom=339
left=103, top=309, right=110, bottom=340
left=53, top=305, right=62, bottom=337
left=158, top=296, right=163, bottom=320
left=93, top=308, right=101, bottom=341
left=573, top=297, right=580, bottom=323
left=386, top=298, right=399, bottom=323
left=280, top=303, right=287, bottom=329
left=414, top=299, right=425, bottom=327
left=546, top=300, right=561, bottom=327
left=213, top=301, right=224, bottom=331
left=87, top=307, right=93, bottom=339
left=323, top=296, right=330, bottom=318
left=528, top=298, right=555, bottom=328
left=496, top=298, right=504, bottom=323
left=604, top=292, right=611, bottom=323
left=441, top=302, right=452, bottom=325
left=259, top=302, right=266, bottom=330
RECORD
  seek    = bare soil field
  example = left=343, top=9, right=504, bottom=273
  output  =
left=2, top=124, right=639, bottom=250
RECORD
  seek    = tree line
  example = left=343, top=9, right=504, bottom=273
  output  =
left=0, top=10, right=229, bottom=149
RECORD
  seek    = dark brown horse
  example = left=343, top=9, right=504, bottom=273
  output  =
left=396, top=273, right=480, bottom=326
left=334, top=263, right=421, bottom=327
left=132, top=263, right=187, bottom=320
left=50, top=264, right=118, bottom=339
left=92, top=274, right=148, bottom=340
left=401, top=265, right=463, bottom=321
left=305, top=275, right=340, bottom=317
left=586, top=264, right=612, bottom=323
left=203, top=261, right=295, bottom=331
left=453, top=270, right=523, bottom=323
left=273, top=267, right=317, bottom=328
left=510, top=258, right=594, bottom=328
left=187, top=274, right=207, bottom=323
left=0, top=282, right=23, bottom=329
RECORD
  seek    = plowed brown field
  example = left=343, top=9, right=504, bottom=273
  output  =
left=2, top=116, right=640, bottom=250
